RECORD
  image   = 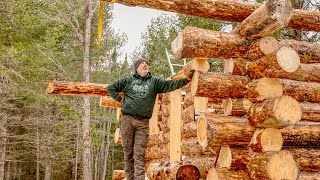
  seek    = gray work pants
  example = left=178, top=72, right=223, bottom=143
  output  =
left=120, top=115, right=149, bottom=180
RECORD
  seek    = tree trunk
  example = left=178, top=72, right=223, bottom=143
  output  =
left=44, top=162, right=52, bottom=180
left=280, top=121, right=320, bottom=148
left=285, top=148, right=320, bottom=172
left=206, top=167, right=250, bottom=180
left=82, top=0, right=93, bottom=179
left=279, top=39, right=320, bottom=63
left=181, top=137, right=218, bottom=158
left=281, top=79, right=320, bottom=103
left=247, top=96, right=301, bottom=127
left=0, top=115, right=6, bottom=180
left=171, top=26, right=248, bottom=60
left=222, top=98, right=252, bottom=116
left=300, top=102, right=320, bottom=122
left=112, top=170, right=126, bottom=180
left=100, top=96, right=122, bottom=108
left=233, top=0, right=293, bottom=40
left=247, top=77, right=283, bottom=102
left=103, top=0, right=320, bottom=32
left=47, top=80, right=110, bottom=96
left=247, top=151, right=298, bottom=180
left=191, top=72, right=249, bottom=99
left=249, top=128, right=283, bottom=152
left=197, top=113, right=254, bottom=148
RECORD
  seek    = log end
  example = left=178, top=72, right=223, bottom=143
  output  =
left=197, top=113, right=208, bottom=148
left=216, top=145, right=232, bottom=169
left=171, top=32, right=184, bottom=60
left=261, top=128, right=283, bottom=152
left=276, top=46, right=300, bottom=72
left=267, top=151, right=299, bottom=180
left=47, top=80, right=56, bottom=94
left=259, top=36, right=279, bottom=55
left=176, top=164, right=200, bottom=180
left=223, top=59, right=235, bottom=74
left=256, top=77, right=283, bottom=101
left=273, top=95, right=302, bottom=126
left=190, top=71, right=200, bottom=96
left=206, top=168, right=219, bottom=180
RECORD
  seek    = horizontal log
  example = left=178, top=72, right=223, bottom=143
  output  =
left=222, top=98, right=252, bottom=116
left=181, top=121, right=197, bottom=139
left=146, top=143, right=169, bottom=160
left=280, top=121, right=320, bottom=148
left=182, top=157, right=216, bottom=179
left=216, top=146, right=250, bottom=171
left=247, top=36, right=280, bottom=60
left=191, top=72, right=249, bottom=99
left=281, top=79, right=320, bottom=103
left=249, top=128, right=283, bottom=152
left=246, top=77, right=283, bottom=102
left=285, top=148, right=320, bottom=172
left=181, top=137, right=218, bottom=157
left=299, top=171, right=320, bottom=180
left=47, top=80, right=111, bottom=96
left=197, top=113, right=254, bottom=148
left=171, top=59, right=209, bottom=80
left=100, top=96, right=122, bottom=108
left=148, top=132, right=169, bottom=147
left=247, top=96, right=302, bottom=127
left=247, top=150, right=299, bottom=180
left=300, top=102, right=320, bottom=122
left=103, top=0, right=320, bottom=32
left=233, top=0, right=293, bottom=40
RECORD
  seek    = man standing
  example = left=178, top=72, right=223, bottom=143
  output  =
left=107, top=58, right=193, bottom=180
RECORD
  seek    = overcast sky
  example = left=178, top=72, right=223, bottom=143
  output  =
left=111, top=4, right=175, bottom=63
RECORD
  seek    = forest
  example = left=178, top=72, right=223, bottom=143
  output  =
left=0, top=0, right=319, bottom=179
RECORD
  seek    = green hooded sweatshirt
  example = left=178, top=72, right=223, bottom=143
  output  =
left=107, top=72, right=189, bottom=120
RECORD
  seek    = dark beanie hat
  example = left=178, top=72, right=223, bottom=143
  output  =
left=133, top=58, right=149, bottom=71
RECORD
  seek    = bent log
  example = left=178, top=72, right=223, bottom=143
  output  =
left=103, top=0, right=320, bottom=32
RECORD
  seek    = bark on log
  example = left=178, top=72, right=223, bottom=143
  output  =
left=215, top=146, right=250, bottom=171
left=147, top=162, right=200, bottom=180
left=171, top=59, right=209, bottom=80
left=280, top=39, right=320, bottom=63
left=183, top=157, right=216, bottom=179
left=280, top=122, right=320, bottom=148
left=300, top=102, right=320, bottom=122
left=224, top=58, right=250, bottom=76
left=191, top=72, right=249, bottom=99
left=247, top=77, right=283, bottom=102
left=114, top=128, right=121, bottom=145
left=171, top=27, right=249, bottom=60
left=298, top=171, right=320, bottom=180
left=181, top=121, right=197, bottom=139
left=197, top=113, right=254, bottom=148
left=181, top=137, right=218, bottom=157
left=222, top=98, right=252, bottom=116
left=181, top=105, right=194, bottom=124
left=100, top=96, right=122, bottom=108
left=281, top=79, right=320, bottom=103
left=247, top=36, right=280, bottom=60
left=247, top=95, right=302, bottom=127
left=247, top=150, right=299, bottom=180
left=148, top=132, right=169, bottom=147
left=249, top=128, right=283, bottom=152
left=47, top=80, right=112, bottom=96
left=103, top=0, right=320, bottom=32
left=112, top=170, right=126, bottom=180
left=285, top=148, right=320, bottom=172
left=233, top=0, right=293, bottom=40
left=146, top=143, right=169, bottom=160
left=206, top=167, right=250, bottom=180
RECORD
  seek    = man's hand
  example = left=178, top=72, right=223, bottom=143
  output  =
left=186, top=70, right=195, bottom=82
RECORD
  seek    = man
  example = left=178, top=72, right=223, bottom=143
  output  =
left=107, top=58, right=194, bottom=180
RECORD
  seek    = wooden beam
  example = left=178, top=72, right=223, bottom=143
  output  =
left=149, top=95, right=160, bottom=135
left=99, top=96, right=121, bottom=108
left=169, top=89, right=182, bottom=162
left=171, top=59, right=209, bottom=80
left=103, top=0, right=320, bottom=32
left=233, top=0, right=293, bottom=39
